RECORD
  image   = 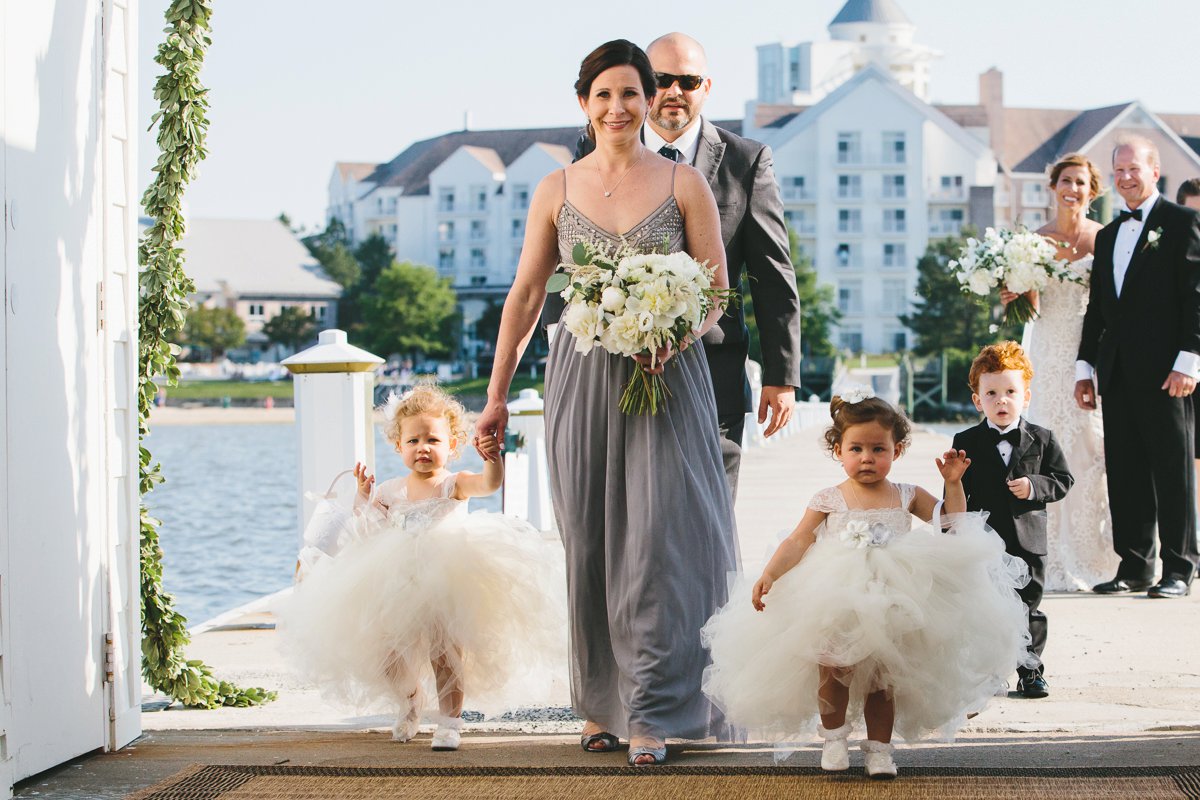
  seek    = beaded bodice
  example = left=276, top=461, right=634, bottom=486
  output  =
left=374, top=475, right=468, bottom=531
left=555, top=197, right=686, bottom=262
left=809, top=484, right=917, bottom=547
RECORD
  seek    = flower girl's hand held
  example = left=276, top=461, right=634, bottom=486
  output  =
left=353, top=462, right=374, bottom=503
left=752, top=574, right=774, bottom=611
left=935, top=449, right=970, bottom=482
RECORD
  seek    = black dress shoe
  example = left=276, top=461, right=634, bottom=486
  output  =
left=1016, top=672, right=1049, bottom=699
left=1092, top=577, right=1154, bottom=594
left=1148, top=577, right=1192, bottom=598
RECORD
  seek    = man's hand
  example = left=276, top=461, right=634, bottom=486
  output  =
left=1162, top=370, right=1197, bottom=398
left=758, top=385, right=796, bottom=438
left=1074, top=378, right=1097, bottom=411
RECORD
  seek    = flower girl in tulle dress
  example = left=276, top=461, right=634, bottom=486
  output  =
left=280, top=385, right=565, bottom=751
left=702, top=391, right=1034, bottom=779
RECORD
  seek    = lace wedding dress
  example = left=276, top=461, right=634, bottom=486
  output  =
left=1022, top=256, right=1119, bottom=590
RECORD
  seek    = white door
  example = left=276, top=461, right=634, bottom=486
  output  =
left=2, top=0, right=111, bottom=783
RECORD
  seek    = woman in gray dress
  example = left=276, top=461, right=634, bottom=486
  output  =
left=474, top=40, right=737, bottom=766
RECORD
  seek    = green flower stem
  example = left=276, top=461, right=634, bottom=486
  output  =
left=138, top=0, right=274, bottom=708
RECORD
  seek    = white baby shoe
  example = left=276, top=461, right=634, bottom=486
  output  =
left=861, top=740, right=898, bottom=780
left=391, top=690, right=422, bottom=742
left=431, top=718, right=462, bottom=751
left=817, top=722, right=851, bottom=771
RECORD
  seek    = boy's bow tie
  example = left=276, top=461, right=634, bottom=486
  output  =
left=987, top=428, right=1020, bottom=446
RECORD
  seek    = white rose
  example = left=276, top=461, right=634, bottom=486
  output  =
left=600, top=286, right=626, bottom=312
left=562, top=302, right=605, bottom=354
left=967, top=268, right=995, bottom=296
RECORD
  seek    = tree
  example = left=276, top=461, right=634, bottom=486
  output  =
left=181, top=305, right=245, bottom=360
left=262, top=306, right=316, bottom=351
left=354, top=233, right=395, bottom=288
left=314, top=242, right=361, bottom=290
left=789, top=231, right=840, bottom=357
left=360, top=261, right=458, bottom=358
left=899, top=228, right=1005, bottom=355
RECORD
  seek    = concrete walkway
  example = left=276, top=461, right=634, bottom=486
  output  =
left=14, top=425, right=1200, bottom=798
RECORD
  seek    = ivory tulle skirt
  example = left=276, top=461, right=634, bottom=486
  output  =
left=701, top=513, right=1034, bottom=743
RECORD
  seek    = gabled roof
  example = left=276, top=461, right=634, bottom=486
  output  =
left=766, top=63, right=991, bottom=159
left=180, top=219, right=341, bottom=300
left=1010, top=103, right=1129, bottom=173
left=830, top=0, right=911, bottom=26
left=362, top=120, right=744, bottom=196
left=456, top=145, right=507, bottom=176
left=336, top=162, right=379, bottom=182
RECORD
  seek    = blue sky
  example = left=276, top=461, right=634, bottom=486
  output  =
left=137, top=0, right=1200, bottom=231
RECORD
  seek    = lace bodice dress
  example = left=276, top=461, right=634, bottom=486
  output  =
left=543, top=166, right=739, bottom=741
left=1022, top=257, right=1118, bottom=590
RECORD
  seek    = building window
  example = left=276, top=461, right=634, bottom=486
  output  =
left=837, top=174, right=862, bottom=199
left=471, top=185, right=488, bottom=212
left=511, top=218, right=525, bottom=239
left=1022, top=209, right=1046, bottom=226
left=438, top=188, right=455, bottom=212
left=882, top=279, right=907, bottom=313
left=785, top=209, right=813, bottom=235
left=1022, top=181, right=1047, bottom=206
left=470, top=248, right=486, bottom=268
left=883, top=132, right=906, bottom=164
left=437, top=221, right=455, bottom=243
left=836, top=243, right=855, bottom=268
left=838, top=281, right=863, bottom=314
left=783, top=175, right=808, bottom=201
left=247, top=303, right=265, bottom=318
left=837, top=209, right=862, bottom=234
left=438, top=248, right=455, bottom=271
left=513, top=184, right=530, bottom=210
left=940, top=175, right=964, bottom=196
left=470, top=219, right=487, bottom=240
left=932, top=208, right=965, bottom=235
left=883, top=208, right=906, bottom=233
left=889, top=330, right=908, bottom=351
left=839, top=328, right=864, bottom=352
left=883, top=242, right=906, bottom=268
left=470, top=275, right=487, bottom=286
left=883, top=174, right=906, bottom=199
left=837, top=131, right=861, bottom=164
left=314, top=305, right=327, bottom=321
left=388, top=224, right=397, bottom=237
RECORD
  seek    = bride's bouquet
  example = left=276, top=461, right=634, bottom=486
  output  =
left=547, top=241, right=733, bottom=415
left=950, top=227, right=1073, bottom=326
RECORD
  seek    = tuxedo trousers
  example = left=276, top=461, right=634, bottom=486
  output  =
left=1100, top=367, right=1198, bottom=582
left=1011, top=546, right=1046, bottom=674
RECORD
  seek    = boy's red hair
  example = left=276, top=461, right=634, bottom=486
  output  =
left=969, top=341, right=1034, bottom=392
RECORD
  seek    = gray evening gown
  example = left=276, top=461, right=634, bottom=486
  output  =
left=543, top=168, right=739, bottom=741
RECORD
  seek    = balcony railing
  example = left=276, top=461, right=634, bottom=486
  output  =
left=782, top=186, right=815, bottom=201
left=929, top=221, right=964, bottom=236
left=928, top=187, right=967, bottom=202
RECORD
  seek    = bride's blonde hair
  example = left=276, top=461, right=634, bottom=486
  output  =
left=382, top=383, right=469, bottom=458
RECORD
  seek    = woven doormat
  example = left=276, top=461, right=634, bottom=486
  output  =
left=127, top=764, right=1200, bottom=799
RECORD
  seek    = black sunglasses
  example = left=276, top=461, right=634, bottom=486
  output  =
left=654, top=72, right=706, bottom=91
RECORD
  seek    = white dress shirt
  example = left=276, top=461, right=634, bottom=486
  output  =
left=988, top=418, right=1034, bottom=499
left=644, top=119, right=703, bottom=166
left=1075, top=191, right=1200, bottom=383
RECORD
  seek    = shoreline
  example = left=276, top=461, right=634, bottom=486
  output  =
left=149, top=406, right=297, bottom=426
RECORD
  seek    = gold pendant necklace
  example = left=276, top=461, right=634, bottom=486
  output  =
left=596, top=149, right=644, bottom=198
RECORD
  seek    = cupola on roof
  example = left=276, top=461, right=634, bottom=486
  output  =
left=830, top=0, right=911, bottom=25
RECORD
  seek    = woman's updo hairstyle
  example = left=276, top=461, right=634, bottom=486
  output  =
left=1048, top=153, right=1104, bottom=204
left=575, top=39, right=657, bottom=101
left=823, top=394, right=912, bottom=455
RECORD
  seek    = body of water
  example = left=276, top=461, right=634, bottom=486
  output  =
left=144, top=422, right=499, bottom=626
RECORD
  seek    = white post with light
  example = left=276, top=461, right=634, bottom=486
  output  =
left=282, top=329, right=385, bottom=548
left=503, top=388, right=554, bottom=532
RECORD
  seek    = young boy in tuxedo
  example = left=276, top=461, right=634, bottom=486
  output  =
left=951, top=342, right=1074, bottom=698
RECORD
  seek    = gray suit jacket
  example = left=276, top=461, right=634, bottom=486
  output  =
left=547, top=118, right=802, bottom=415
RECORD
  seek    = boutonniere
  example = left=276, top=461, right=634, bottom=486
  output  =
left=1143, top=227, right=1163, bottom=252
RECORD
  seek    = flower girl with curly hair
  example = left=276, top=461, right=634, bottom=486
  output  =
left=702, top=390, right=1034, bottom=779
left=281, top=384, right=565, bottom=751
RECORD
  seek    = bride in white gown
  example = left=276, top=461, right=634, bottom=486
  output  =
left=1004, top=153, right=1119, bottom=591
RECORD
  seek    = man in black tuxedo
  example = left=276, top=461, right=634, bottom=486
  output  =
left=550, top=32, right=803, bottom=499
left=953, top=342, right=1074, bottom=698
left=1075, top=136, right=1200, bottom=599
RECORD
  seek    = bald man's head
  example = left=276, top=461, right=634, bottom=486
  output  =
left=646, top=32, right=712, bottom=138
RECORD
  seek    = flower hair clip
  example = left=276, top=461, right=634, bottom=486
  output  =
left=380, top=389, right=415, bottom=423
left=839, top=386, right=875, bottom=405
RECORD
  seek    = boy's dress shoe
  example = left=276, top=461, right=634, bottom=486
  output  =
left=1017, top=671, right=1049, bottom=699
left=1092, top=577, right=1154, bottom=594
left=1148, top=577, right=1191, bottom=598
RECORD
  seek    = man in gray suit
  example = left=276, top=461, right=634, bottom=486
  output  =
left=558, top=32, right=803, bottom=499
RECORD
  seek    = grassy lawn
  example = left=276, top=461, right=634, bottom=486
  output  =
left=441, top=374, right=544, bottom=397
left=161, top=380, right=295, bottom=400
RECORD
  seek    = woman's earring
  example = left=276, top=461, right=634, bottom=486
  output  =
left=586, top=120, right=595, bottom=140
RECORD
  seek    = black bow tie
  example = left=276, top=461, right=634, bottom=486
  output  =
left=657, top=145, right=679, bottom=163
left=1116, top=208, right=1144, bottom=224
left=987, top=427, right=1021, bottom=446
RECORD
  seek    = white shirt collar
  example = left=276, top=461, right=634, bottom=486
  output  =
left=643, top=117, right=704, bottom=166
left=1118, top=190, right=1160, bottom=215
left=986, top=418, right=1021, bottom=435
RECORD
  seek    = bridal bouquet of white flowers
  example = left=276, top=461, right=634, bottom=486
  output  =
left=950, top=226, right=1072, bottom=326
left=547, top=241, right=733, bottom=414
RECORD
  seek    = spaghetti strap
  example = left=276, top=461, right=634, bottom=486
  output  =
left=670, top=160, right=678, bottom=194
